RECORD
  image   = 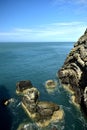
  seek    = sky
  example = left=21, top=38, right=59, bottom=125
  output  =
left=0, top=0, right=87, bottom=42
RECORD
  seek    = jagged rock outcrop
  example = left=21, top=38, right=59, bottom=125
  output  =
left=58, top=29, right=87, bottom=113
left=16, top=80, right=64, bottom=128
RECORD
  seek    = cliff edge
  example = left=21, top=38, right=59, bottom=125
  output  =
left=58, top=29, right=87, bottom=113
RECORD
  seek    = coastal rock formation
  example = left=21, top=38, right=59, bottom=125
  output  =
left=16, top=80, right=33, bottom=94
left=22, top=100, right=62, bottom=126
left=58, top=29, right=87, bottom=112
left=16, top=80, right=64, bottom=128
left=45, top=80, right=57, bottom=89
left=45, top=80, right=58, bottom=93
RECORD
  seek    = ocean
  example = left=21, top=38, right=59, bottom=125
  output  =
left=0, top=42, right=87, bottom=130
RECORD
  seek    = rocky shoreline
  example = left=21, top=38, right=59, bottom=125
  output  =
left=58, top=29, right=87, bottom=113
left=4, top=30, right=87, bottom=129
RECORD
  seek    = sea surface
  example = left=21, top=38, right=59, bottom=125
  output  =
left=0, top=42, right=87, bottom=130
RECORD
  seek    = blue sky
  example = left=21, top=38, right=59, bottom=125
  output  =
left=0, top=0, right=87, bottom=42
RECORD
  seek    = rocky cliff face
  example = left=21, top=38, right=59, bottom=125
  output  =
left=58, top=29, right=87, bottom=113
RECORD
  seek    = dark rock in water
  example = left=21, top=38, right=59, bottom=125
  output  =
left=58, top=29, right=87, bottom=113
left=16, top=80, right=33, bottom=94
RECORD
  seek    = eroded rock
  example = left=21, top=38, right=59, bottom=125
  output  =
left=16, top=80, right=33, bottom=94
left=58, top=29, right=87, bottom=112
left=16, top=80, right=64, bottom=128
left=22, top=88, right=64, bottom=127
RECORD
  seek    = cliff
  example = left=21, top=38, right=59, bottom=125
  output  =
left=58, top=29, right=87, bottom=113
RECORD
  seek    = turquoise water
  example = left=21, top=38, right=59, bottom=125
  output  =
left=0, top=42, right=87, bottom=130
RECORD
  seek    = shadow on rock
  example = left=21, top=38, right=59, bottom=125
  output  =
left=0, top=85, right=13, bottom=130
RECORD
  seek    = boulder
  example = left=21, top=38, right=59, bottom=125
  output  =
left=45, top=80, right=57, bottom=89
left=45, top=80, right=58, bottom=93
left=16, top=80, right=33, bottom=94
left=58, top=29, right=87, bottom=112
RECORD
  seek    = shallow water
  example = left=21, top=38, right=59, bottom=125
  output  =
left=0, top=42, right=87, bottom=130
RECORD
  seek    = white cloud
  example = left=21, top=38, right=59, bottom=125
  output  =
left=14, top=28, right=32, bottom=32
left=50, top=21, right=83, bottom=26
left=0, top=32, right=20, bottom=36
left=51, top=0, right=87, bottom=5
left=0, top=21, right=86, bottom=41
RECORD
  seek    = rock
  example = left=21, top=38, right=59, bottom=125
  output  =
left=16, top=80, right=33, bottom=94
left=21, top=86, right=64, bottom=127
left=22, top=101, right=64, bottom=128
left=58, top=29, right=87, bottom=112
left=37, top=101, right=59, bottom=118
left=16, top=80, right=64, bottom=127
left=45, top=80, right=58, bottom=93
left=45, top=80, right=57, bottom=88
left=22, top=88, right=60, bottom=122
left=70, top=95, right=80, bottom=108
left=83, top=87, right=87, bottom=108
left=24, top=87, right=40, bottom=103
left=22, top=87, right=40, bottom=113
left=4, top=98, right=15, bottom=106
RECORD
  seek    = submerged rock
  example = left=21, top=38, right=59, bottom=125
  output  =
left=17, top=122, right=37, bottom=130
left=17, top=122, right=60, bottom=130
left=16, top=80, right=33, bottom=94
left=58, top=29, right=87, bottom=112
left=4, top=98, right=15, bottom=106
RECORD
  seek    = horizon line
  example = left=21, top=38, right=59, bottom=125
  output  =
left=0, top=41, right=75, bottom=43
